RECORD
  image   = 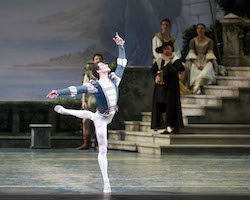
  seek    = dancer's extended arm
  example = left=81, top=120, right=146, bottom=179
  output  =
left=46, top=83, right=97, bottom=99
left=112, top=33, right=127, bottom=86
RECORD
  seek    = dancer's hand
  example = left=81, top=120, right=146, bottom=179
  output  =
left=46, top=90, right=58, bottom=99
left=113, top=32, right=125, bottom=48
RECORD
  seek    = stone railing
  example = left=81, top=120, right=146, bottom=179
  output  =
left=221, top=13, right=250, bottom=66
left=0, top=101, right=82, bottom=135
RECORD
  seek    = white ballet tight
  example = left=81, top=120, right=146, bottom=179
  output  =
left=54, top=105, right=113, bottom=193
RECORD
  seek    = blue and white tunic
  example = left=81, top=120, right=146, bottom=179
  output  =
left=57, top=45, right=127, bottom=116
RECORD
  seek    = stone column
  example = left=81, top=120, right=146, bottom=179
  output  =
left=12, top=108, right=20, bottom=134
left=220, top=13, right=242, bottom=66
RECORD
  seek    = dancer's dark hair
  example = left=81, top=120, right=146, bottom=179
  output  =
left=92, top=61, right=101, bottom=79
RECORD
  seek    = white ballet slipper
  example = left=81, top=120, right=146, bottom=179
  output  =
left=103, top=183, right=111, bottom=193
left=54, top=105, right=66, bottom=114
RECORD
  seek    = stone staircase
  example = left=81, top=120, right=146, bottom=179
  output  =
left=108, top=66, right=250, bottom=155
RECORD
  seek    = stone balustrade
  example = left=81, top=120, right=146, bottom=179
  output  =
left=221, top=13, right=250, bottom=66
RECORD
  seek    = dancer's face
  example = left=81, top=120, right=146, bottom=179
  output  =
left=162, top=45, right=173, bottom=56
left=93, top=55, right=103, bottom=63
left=97, top=62, right=111, bottom=74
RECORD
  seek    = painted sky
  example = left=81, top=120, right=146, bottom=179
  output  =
left=0, top=0, right=93, bottom=66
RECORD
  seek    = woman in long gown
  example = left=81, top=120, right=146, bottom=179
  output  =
left=185, top=23, right=216, bottom=94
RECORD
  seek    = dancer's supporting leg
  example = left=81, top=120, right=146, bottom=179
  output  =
left=94, top=114, right=111, bottom=193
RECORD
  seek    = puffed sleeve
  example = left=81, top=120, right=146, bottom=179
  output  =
left=205, top=39, right=216, bottom=60
left=152, top=36, right=163, bottom=61
left=185, top=39, right=197, bottom=60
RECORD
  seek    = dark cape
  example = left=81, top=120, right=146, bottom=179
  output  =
left=151, top=58, right=184, bottom=131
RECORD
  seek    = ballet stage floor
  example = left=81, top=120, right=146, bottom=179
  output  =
left=0, top=149, right=249, bottom=200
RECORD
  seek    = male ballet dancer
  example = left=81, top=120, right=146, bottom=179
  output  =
left=46, top=33, right=127, bottom=193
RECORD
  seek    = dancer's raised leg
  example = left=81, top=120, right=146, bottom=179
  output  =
left=54, top=105, right=94, bottom=120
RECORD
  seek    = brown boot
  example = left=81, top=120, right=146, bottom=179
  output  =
left=77, top=134, right=90, bottom=150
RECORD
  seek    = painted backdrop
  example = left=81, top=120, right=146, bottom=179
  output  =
left=0, top=0, right=222, bottom=100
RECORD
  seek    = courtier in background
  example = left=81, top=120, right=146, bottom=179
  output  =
left=47, top=33, right=127, bottom=193
left=185, top=23, right=216, bottom=94
left=151, top=41, right=184, bottom=134
left=152, top=18, right=181, bottom=63
left=78, top=53, right=103, bottom=150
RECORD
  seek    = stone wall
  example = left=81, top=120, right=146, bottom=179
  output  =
left=180, top=0, right=223, bottom=28
left=173, top=0, right=224, bottom=49
left=0, top=66, right=154, bottom=135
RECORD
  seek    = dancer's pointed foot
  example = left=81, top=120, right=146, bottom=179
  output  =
left=103, top=183, right=111, bottom=193
left=54, top=105, right=66, bottom=114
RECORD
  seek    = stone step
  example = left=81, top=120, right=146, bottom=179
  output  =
left=108, top=130, right=170, bottom=145
left=108, top=139, right=250, bottom=155
left=203, top=85, right=239, bottom=97
left=108, top=130, right=250, bottom=145
left=0, top=135, right=84, bottom=148
left=181, top=95, right=222, bottom=106
left=180, top=124, right=250, bottom=134
left=226, top=67, right=250, bottom=77
left=124, top=120, right=193, bottom=132
left=141, top=103, right=210, bottom=123
left=161, top=144, right=250, bottom=155
left=170, top=134, right=250, bottom=145
left=124, top=121, right=151, bottom=132
left=124, top=121, right=250, bottom=134
left=182, top=104, right=212, bottom=116
left=140, top=103, right=217, bottom=126
left=141, top=113, right=189, bottom=125
left=137, top=142, right=161, bottom=155
left=108, top=139, right=161, bottom=155
left=108, top=140, right=137, bottom=152
left=216, top=76, right=250, bottom=87
left=120, top=122, right=250, bottom=135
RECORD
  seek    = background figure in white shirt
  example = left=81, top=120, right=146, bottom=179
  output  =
left=78, top=53, right=103, bottom=150
left=152, top=18, right=181, bottom=63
